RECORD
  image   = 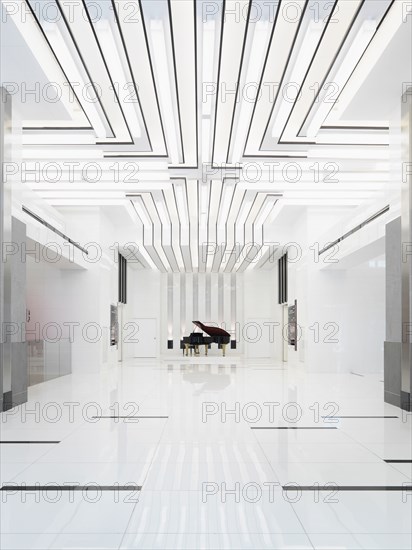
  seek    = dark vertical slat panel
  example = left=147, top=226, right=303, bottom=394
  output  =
left=281, top=256, right=284, bottom=303
left=121, top=256, right=124, bottom=304
left=294, top=299, right=297, bottom=351
left=124, top=256, right=127, bottom=304
left=278, top=258, right=281, bottom=304
left=285, top=252, right=288, bottom=304
left=118, top=253, right=122, bottom=303
left=118, top=253, right=127, bottom=305
left=120, top=255, right=123, bottom=304
left=278, top=253, right=289, bottom=305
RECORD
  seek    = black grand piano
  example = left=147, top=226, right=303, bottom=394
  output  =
left=182, top=321, right=231, bottom=357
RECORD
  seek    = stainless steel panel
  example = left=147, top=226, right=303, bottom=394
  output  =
left=401, top=88, right=412, bottom=396
left=59, top=339, right=72, bottom=377
left=1, top=88, right=12, bottom=397
left=386, top=218, right=402, bottom=342
left=384, top=341, right=401, bottom=407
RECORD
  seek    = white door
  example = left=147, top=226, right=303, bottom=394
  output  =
left=282, top=305, right=288, bottom=362
left=132, top=318, right=157, bottom=358
left=117, top=304, right=123, bottom=362
left=245, top=318, right=273, bottom=358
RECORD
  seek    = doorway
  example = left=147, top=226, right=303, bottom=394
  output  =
left=131, top=318, right=157, bottom=358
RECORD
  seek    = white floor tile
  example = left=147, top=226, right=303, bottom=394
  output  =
left=37, top=432, right=158, bottom=463
left=143, top=460, right=278, bottom=491
left=1, top=493, right=137, bottom=535
left=120, top=532, right=313, bottom=549
left=271, top=462, right=411, bottom=486
left=291, top=492, right=412, bottom=534
left=1, top=361, right=411, bottom=547
left=363, top=442, right=412, bottom=460
left=1, top=462, right=33, bottom=484
left=388, top=463, right=412, bottom=480
left=151, top=441, right=269, bottom=463
left=8, top=461, right=151, bottom=486
left=260, top=442, right=382, bottom=463
left=0, top=534, right=57, bottom=550
left=309, top=533, right=412, bottom=549
left=125, top=490, right=305, bottom=535
left=49, top=533, right=123, bottom=549
left=0, top=443, right=60, bottom=464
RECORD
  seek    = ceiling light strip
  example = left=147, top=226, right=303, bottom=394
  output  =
left=211, top=0, right=251, bottom=165
left=169, top=0, right=198, bottom=167
left=318, top=205, right=390, bottom=256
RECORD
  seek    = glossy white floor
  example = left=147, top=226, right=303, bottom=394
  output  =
left=1, top=358, right=411, bottom=550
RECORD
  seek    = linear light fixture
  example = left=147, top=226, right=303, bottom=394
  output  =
left=231, top=20, right=271, bottom=162
left=212, top=0, right=250, bottom=165
left=130, top=196, right=152, bottom=227
left=22, top=148, right=104, bottom=159
left=6, top=7, right=84, bottom=125
left=22, top=206, right=88, bottom=255
left=307, top=147, right=389, bottom=160
left=236, top=194, right=254, bottom=229
left=124, top=202, right=158, bottom=271
left=200, top=181, right=209, bottom=215
left=202, top=20, right=216, bottom=118
left=255, top=195, right=282, bottom=228
left=40, top=191, right=123, bottom=199
left=155, top=196, right=172, bottom=244
left=22, top=132, right=96, bottom=145
left=94, top=20, right=142, bottom=138
left=202, top=117, right=211, bottom=164
left=318, top=205, right=390, bottom=255
left=150, top=19, right=180, bottom=164
left=315, top=131, right=388, bottom=145
left=43, top=23, right=108, bottom=137
left=329, top=1, right=402, bottom=124
left=217, top=180, right=236, bottom=227
left=174, top=182, right=189, bottom=227
left=305, top=20, right=377, bottom=138
left=271, top=19, right=324, bottom=138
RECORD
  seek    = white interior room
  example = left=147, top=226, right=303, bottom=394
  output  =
left=0, top=1, right=412, bottom=549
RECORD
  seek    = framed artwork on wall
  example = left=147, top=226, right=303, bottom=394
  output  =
left=110, top=304, right=118, bottom=347
left=288, top=300, right=297, bottom=351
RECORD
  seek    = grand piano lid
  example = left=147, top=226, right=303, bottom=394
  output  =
left=192, top=321, right=231, bottom=337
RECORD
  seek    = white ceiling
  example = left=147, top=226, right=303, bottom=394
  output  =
left=1, top=0, right=409, bottom=272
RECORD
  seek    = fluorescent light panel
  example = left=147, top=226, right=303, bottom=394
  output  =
left=231, top=20, right=271, bottom=162
left=94, top=20, right=142, bottom=138
left=271, top=19, right=324, bottom=138
left=150, top=19, right=181, bottom=164
left=305, top=20, right=377, bottom=138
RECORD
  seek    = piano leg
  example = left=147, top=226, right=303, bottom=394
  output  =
left=222, top=343, right=226, bottom=357
left=184, top=343, right=189, bottom=357
left=204, top=344, right=208, bottom=356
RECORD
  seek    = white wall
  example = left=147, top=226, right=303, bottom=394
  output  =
left=124, top=267, right=280, bottom=360
left=341, top=257, right=386, bottom=374
left=123, top=268, right=161, bottom=359
left=243, top=268, right=279, bottom=359
left=159, top=272, right=243, bottom=357
left=269, top=206, right=387, bottom=374
left=24, top=200, right=387, bottom=372
left=25, top=208, right=125, bottom=373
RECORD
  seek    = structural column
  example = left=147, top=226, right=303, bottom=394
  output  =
left=0, top=88, right=12, bottom=411
left=401, top=87, right=412, bottom=410
left=0, top=88, right=27, bottom=410
left=385, top=89, right=412, bottom=410
left=384, top=217, right=402, bottom=407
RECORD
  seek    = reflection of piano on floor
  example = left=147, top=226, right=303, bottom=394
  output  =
left=182, top=321, right=231, bottom=357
